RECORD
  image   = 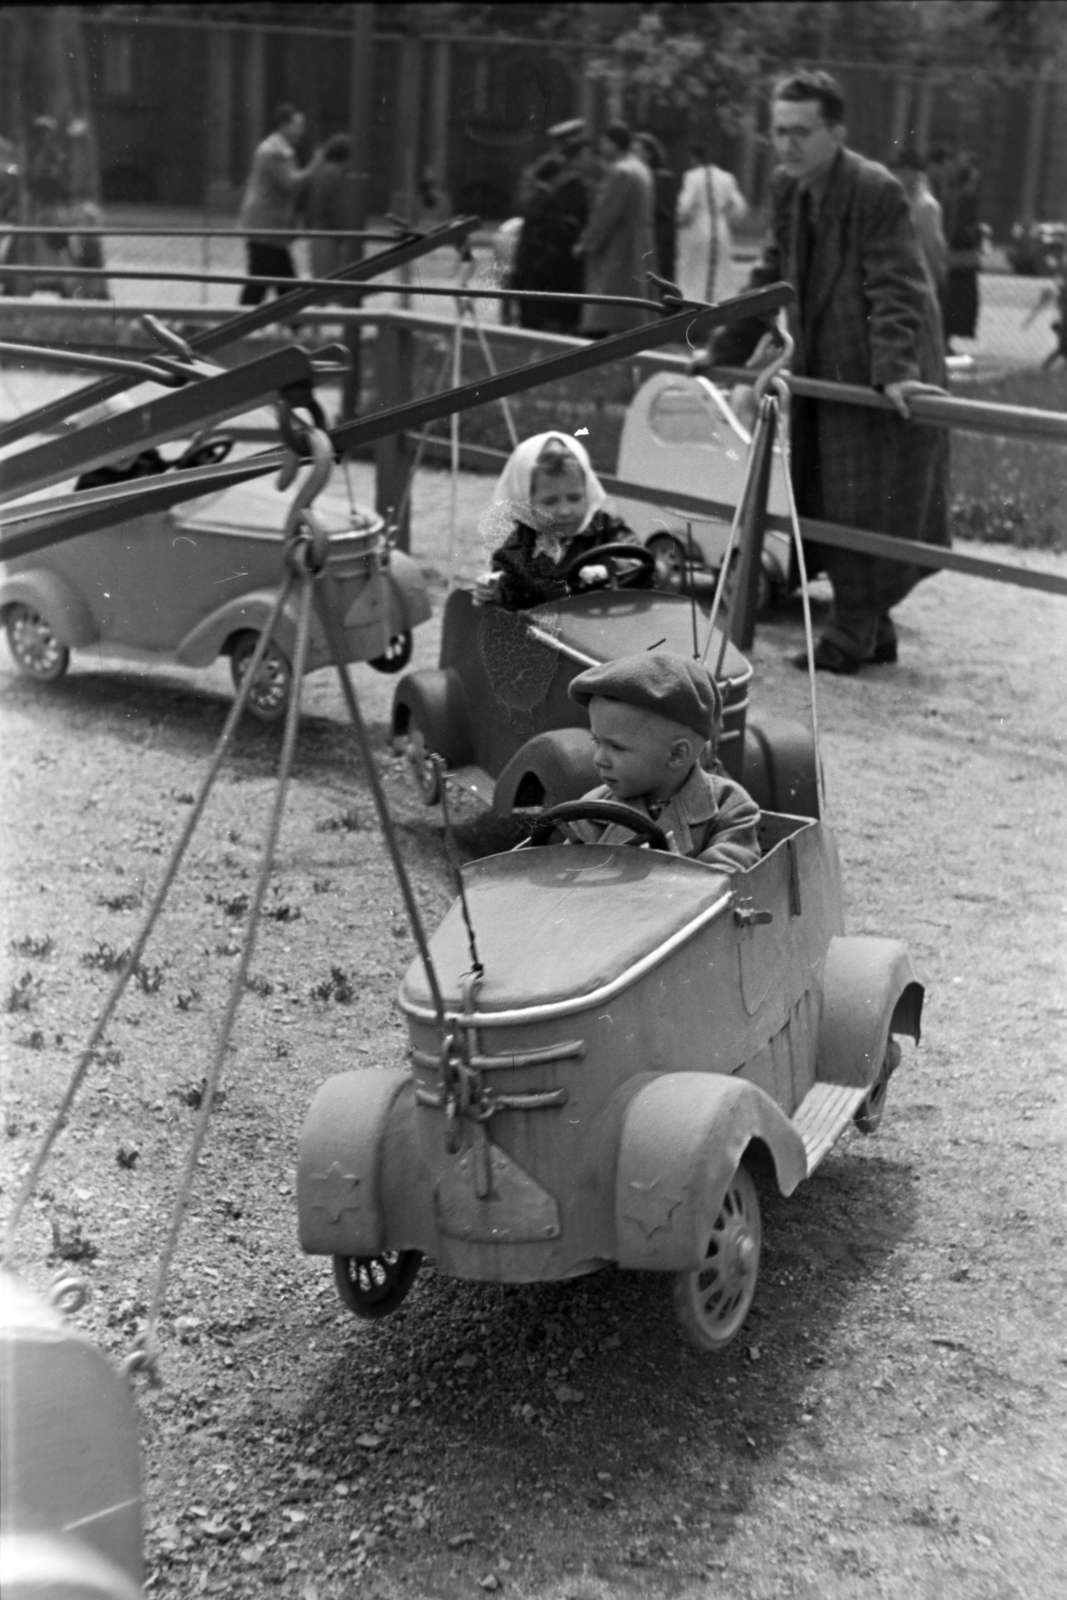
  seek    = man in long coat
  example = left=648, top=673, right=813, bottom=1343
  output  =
left=717, top=71, right=948, bottom=672
left=575, top=121, right=657, bottom=337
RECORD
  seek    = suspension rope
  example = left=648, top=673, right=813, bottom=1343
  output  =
left=0, top=576, right=295, bottom=1267
left=313, top=571, right=447, bottom=1028
left=134, top=569, right=317, bottom=1377
left=436, top=759, right=484, bottom=981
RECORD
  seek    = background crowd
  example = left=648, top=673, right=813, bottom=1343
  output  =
left=499, top=114, right=988, bottom=351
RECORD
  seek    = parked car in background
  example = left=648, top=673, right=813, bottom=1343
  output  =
left=1006, top=220, right=1067, bottom=276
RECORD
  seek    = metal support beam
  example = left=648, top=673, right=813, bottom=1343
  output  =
left=374, top=318, right=414, bottom=548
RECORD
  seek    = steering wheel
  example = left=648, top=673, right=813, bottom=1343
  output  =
left=560, top=541, right=657, bottom=591
left=528, top=799, right=671, bottom=852
left=178, top=434, right=235, bottom=471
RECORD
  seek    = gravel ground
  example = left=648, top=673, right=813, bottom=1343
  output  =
left=2, top=463, right=1066, bottom=1600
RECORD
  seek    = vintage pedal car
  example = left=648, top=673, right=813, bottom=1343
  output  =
left=392, top=582, right=818, bottom=820
left=1, top=383, right=431, bottom=722
left=611, top=370, right=795, bottom=609
left=0, top=1268, right=143, bottom=1600
left=298, top=802, right=923, bottom=1351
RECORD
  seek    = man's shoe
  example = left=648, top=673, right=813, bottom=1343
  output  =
left=792, top=640, right=864, bottom=675
left=871, top=638, right=898, bottom=664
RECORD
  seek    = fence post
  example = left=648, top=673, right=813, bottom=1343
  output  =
left=374, top=316, right=413, bottom=550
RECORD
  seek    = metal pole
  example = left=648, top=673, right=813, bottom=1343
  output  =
left=344, top=3, right=375, bottom=420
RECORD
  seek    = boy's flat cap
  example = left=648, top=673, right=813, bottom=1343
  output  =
left=568, top=651, right=722, bottom=740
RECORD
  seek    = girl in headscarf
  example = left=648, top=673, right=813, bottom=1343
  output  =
left=474, top=432, right=645, bottom=610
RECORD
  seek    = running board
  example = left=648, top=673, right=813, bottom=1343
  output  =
left=792, top=1082, right=868, bottom=1174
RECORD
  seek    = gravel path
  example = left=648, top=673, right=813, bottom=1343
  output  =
left=1, top=463, right=1065, bottom=1598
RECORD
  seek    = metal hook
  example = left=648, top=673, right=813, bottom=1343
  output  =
left=752, top=327, right=795, bottom=404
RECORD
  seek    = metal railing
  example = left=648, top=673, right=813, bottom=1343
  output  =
left=2, top=297, right=1065, bottom=599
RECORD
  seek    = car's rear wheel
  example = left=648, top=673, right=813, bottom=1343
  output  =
left=672, top=1163, right=761, bottom=1353
left=405, top=715, right=442, bottom=805
left=229, top=632, right=292, bottom=724
left=369, top=630, right=413, bottom=674
left=854, top=1037, right=901, bottom=1135
left=333, top=1250, right=422, bottom=1319
left=4, top=604, right=70, bottom=682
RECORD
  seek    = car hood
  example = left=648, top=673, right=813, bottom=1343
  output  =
left=524, top=590, right=751, bottom=687
left=399, top=844, right=733, bottom=1021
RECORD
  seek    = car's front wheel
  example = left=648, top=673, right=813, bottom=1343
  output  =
left=4, top=604, right=70, bottom=682
left=229, top=632, right=293, bottom=724
left=333, top=1250, right=422, bottom=1319
left=369, top=631, right=413, bottom=674
left=672, top=1163, right=761, bottom=1353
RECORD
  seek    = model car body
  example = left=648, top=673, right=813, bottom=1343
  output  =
left=298, top=806, right=922, bottom=1351
left=392, top=585, right=818, bottom=820
left=0, top=387, right=430, bottom=720
left=612, top=371, right=795, bottom=608
left=0, top=1268, right=143, bottom=1600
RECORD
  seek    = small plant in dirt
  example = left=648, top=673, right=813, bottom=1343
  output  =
left=312, top=877, right=335, bottom=894
left=90, top=1041, right=123, bottom=1067
left=245, top=973, right=274, bottom=997
left=176, top=1080, right=227, bottom=1111
left=265, top=896, right=301, bottom=922
left=17, top=1027, right=46, bottom=1050
left=220, top=891, right=250, bottom=918
left=134, top=961, right=166, bottom=995
left=175, top=987, right=201, bottom=1011
left=5, top=972, right=43, bottom=1013
left=82, top=941, right=132, bottom=973
left=173, top=790, right=195, bottom=805
left=9, top=934, right=54, bottom=959
left=116, top=1146, right=140, bottom=1169
left=316, top=807, right=362, bottom=833
left=50, top=1216, right=98, bottom=1264
left=311, top=965, right=355, bottom=1004
left=97, top=887, right=143, bottom=913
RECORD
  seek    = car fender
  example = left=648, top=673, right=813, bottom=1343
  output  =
left=817, top=935, right=924, bottom=1090
left=0, top=568, right=99, bottom=649
left=741, top=714, right=819, bottom=818
left=492, top=728, right=600, bottom=815
left=380, top=549, right=432, bottom=630
left=391, top=668, right=473, bottom=767
left=297, top=1069, right=412, bottom=1257
left=174, top=590, right=302, bottom=668
left=614, top=1073, right=808, bottom=1272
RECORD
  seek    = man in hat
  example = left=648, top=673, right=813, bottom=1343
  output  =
left=564, top=651, right=761, bottom=873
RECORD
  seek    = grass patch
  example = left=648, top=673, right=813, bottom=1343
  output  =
left=949, top=367, right=1067, bottom=552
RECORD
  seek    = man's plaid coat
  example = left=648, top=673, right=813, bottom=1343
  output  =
left=718, top=146, right=949, bottom=559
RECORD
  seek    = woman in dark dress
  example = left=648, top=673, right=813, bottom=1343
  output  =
left=933, top=150, right=982, bottom=347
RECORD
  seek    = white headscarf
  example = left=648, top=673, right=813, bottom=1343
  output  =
left=491, top=431, right=608, bottom=536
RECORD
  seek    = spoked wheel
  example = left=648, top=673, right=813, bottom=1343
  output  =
left=854, top=1037, right=901, bottom=1135
left=333, top=1250, right=422, bottom=1320
left=4, top=605, right=70, bottom=682
left=229, top=632, right=293, bottom=724
left=647, top=533, right=687, bottom=593
left=369, top=631, right=413, bottom=674
left=673, top=1163, right=761, bottom=1353
left=405, top=718, right=442, bottom=805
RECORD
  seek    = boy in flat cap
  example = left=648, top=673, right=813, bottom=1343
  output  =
left=566, top=651, right=761, bottom=874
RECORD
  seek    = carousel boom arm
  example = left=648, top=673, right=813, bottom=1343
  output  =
left=0, top=215, right=480, bottom=452
left=0, top=285, right=793, bottom=562
left=0, top=345, right=345, bottom=505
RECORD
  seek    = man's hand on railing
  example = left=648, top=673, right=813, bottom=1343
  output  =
left=882, top=379, right=948, bottom=419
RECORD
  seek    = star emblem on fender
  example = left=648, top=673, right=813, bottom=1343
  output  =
left=623, top=1177, right=683, bottom=1239
left=309, top=1162, right=362, bottom=1223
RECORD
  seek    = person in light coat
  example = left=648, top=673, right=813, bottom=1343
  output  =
left=674, top=146, right=747, bottom=304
